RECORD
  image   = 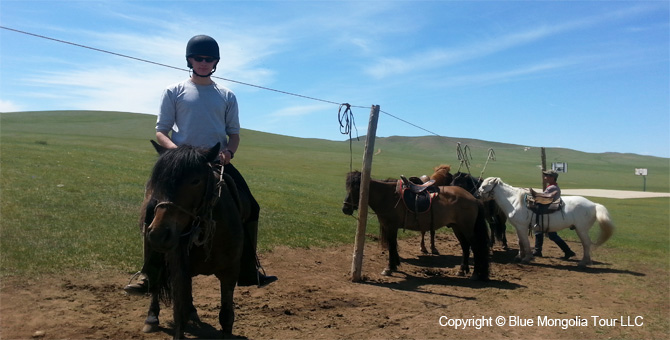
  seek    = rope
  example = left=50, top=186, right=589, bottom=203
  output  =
left=479, top=148, right=496, bottom=180
left=456, top=143, right=472, bottom=174
left=338, top=103, right=359, bottom=172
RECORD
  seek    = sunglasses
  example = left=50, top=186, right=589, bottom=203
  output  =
left=192, top=56, right=217, bottom=63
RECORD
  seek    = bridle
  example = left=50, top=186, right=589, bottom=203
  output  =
left=481, top=180, right=498, bottom=199
left=149, top=163, right=225, bottom=239
left=342, top=199, right=358, bottom=211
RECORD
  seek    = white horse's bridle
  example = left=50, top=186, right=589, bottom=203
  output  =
left=481, top=179, right=499, bottom=199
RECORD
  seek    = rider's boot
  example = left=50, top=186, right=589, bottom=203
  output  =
left=237, top=221, right=277, bottom=288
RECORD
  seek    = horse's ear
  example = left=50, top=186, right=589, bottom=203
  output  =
left=150, top=140, right=168, bottom=155
left=205, top=142, right=221, bottom=162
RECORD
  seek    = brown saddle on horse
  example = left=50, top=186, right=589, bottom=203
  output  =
left=396, top=176, right=438, bottom=214
left=526, top=188, right=562, bottom=214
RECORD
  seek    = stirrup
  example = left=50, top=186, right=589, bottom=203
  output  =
left=126, top=271, right=143, bottom=286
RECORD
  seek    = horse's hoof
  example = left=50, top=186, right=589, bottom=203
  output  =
left=521, top=258, right=532, bottom=264
left=381, top=269, right=393, bottom=276
left=577, top=261, right=591, bottom=268
left=457, top=270, right=466, bottom=277
left=431, top=249, right=440, bottom=255
left=142, top=323, right=159, bottom=333
left=470, top=273, right=488, bottom=281
left=420, top=248, right=428, bottom=254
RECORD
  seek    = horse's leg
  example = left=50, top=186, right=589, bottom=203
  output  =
left=574, top=225, right=593, bottom=267
left=429, top=228, right=439, bottom=255
left=500, top=221, right=509, bottom=250
left=488, top=222, right=495, bottom=249
left=452, top=230, right=470, bottom=276
left=382, top=225, right=399, bottom=276
left=514, top=225, right=533, bottom=263
left=142, top=292, right=160, bottom=333
left=168, top=248, right=191, bottom=340
left=215, top=272, right=237, bottom=338
left=420, top=231, right=428, bottom=254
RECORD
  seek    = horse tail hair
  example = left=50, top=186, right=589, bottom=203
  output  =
left=472, top=202, right=490, bottom=280
left=379, top=222, right=390, bottom=250
left=593, top=203, right=615, bottom=247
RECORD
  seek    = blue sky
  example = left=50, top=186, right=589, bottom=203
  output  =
left=1, top=0, right=668, bottom=157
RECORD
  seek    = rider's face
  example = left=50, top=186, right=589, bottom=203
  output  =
left=189, top=55, right=218, bottom=75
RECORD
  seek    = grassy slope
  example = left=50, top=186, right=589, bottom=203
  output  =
left=1, top=111, right=668, bottom=276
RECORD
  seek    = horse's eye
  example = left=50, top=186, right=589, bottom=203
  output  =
left=190, top=178, right=201, bottom=186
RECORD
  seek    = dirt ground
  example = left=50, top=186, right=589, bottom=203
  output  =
left=1, top=233, right=668, bottom=340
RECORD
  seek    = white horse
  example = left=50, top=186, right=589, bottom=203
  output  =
left=477, top=177, right=615, bottom=267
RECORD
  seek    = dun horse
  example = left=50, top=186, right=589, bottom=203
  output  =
left=342, top=171, right=489, bottom=280
left=140, top=141, right=244, bottom=339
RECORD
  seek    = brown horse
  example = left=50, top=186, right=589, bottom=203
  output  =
left=141, top=141, right=244, bottom=339
left=342, top=171, right=489, bottom=280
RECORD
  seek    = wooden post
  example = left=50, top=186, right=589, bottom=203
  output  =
left=540, top=147, right=547, bottom=189
left=351, top=105, right=380, bottom=282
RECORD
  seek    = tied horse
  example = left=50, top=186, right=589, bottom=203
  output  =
left=342, top=171, right=489, bottom=281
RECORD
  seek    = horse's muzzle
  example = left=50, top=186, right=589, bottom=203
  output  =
left=146, top=223, right=179, bottom=253
left=341, top=201, right=357, bottom=215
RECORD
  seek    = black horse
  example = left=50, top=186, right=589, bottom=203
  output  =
left=140, top=141, right=244, bottom=339
left=450, top=172, right=509, bottom=250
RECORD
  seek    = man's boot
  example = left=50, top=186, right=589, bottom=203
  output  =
left=237, top=221, right=277, bottom=287
left=550, top=234, right=576, bottom=259
left=533, top=232, right=544, bottom=257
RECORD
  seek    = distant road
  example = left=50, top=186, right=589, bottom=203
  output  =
left=561, top=189, right=670, bottom=199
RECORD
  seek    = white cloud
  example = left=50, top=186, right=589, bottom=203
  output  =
left=0, top=99, right=23, bottom=113
left=267, top=104, right=331, bottom=119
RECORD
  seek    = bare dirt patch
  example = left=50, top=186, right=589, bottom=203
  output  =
left=1, top=234, right=667, bottom=339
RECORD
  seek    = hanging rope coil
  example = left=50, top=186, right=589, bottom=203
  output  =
left=479, top=148, right=496, bottom=180
left=456, top=143, right=472, bottom=174
left=338, top=103, right=359, bottom=172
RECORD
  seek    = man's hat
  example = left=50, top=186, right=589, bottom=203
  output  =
left=542, top=170, right=559, bottom=178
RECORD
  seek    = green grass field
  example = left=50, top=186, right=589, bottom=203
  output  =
left=1, top=111, right=668, bottom=277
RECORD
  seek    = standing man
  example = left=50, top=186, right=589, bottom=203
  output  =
left=532, top=170, right=576, bottom=259
left=125, top=35, right=277, bottom=294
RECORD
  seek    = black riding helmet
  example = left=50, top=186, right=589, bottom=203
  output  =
left=186, top=35, right=220, bottom=76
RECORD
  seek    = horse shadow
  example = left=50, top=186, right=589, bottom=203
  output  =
left=490, top=248, right=520, bottom=264
left=160, top=320, right=249, bottom=340
left=362, top=253, right=524, bottom=298
left=530, top=260, right=646, bottom=276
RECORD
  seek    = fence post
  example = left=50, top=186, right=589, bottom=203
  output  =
left=351, top=105, right=380, bottom=282
left=541, top=147, right=547, bottom=189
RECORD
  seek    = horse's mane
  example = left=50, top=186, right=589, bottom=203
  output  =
left=346, top=171, right=361, bottom=189
left=148, top=145, right=211, bottom=198
left=433, top=164, right=451, bottom=173
left=347, top=171, right=397, bottom=187
left=430, top=164, right=453, bottom=185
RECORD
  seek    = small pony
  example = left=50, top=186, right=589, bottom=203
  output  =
left=140, top=141, right=244, bottom=339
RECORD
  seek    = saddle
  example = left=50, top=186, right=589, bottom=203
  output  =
left=396, top=175, right=438, bottom=214
left=526, top=188, right=562, bottom=214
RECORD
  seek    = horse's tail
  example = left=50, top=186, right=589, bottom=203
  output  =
left=472, top=202, right=490, bottom=280
left=379, top=221, right=390, bottom=250
left=593, top=203, right=615, bottom=247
